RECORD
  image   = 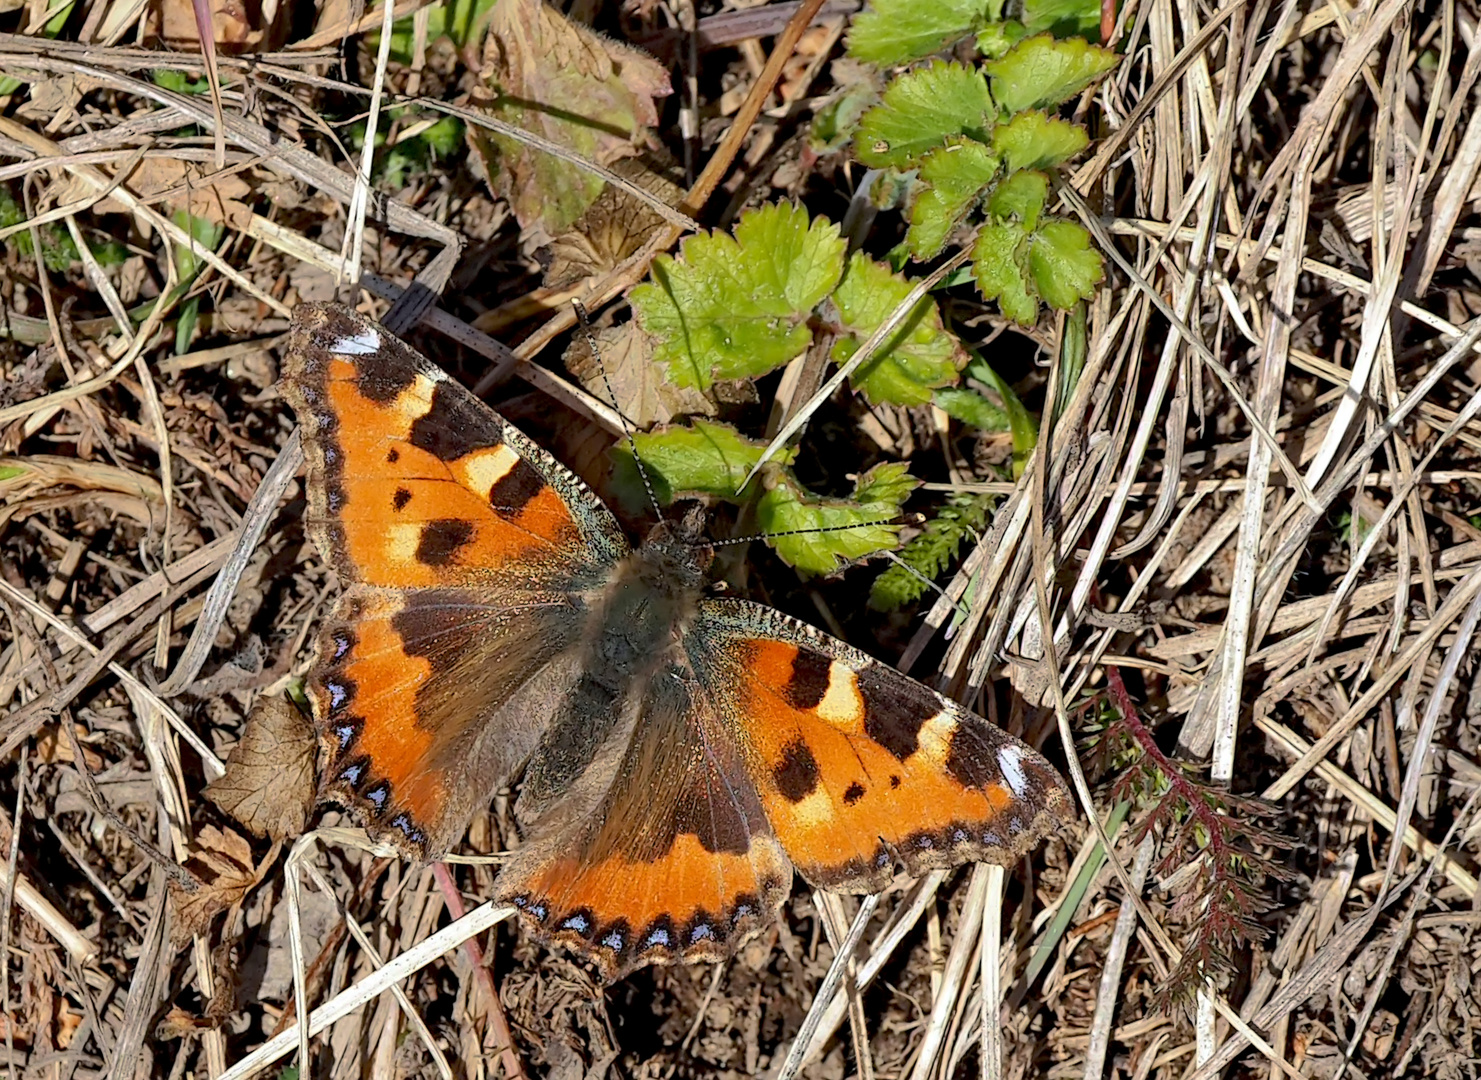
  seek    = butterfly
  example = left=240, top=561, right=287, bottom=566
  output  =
left=281, top=301, right=1073, bottom=980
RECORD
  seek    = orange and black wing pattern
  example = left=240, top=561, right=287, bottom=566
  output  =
left=281, top=303, right=620, bottom=856
left=687, top=599, right=1073, bottom=891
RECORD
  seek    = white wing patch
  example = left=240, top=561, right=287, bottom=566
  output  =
left=331, top=328, right=382, bottom=356
left=997, top=745, right=1030, bottom=798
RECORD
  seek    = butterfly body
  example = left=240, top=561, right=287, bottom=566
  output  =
left=282, top=302, right=1072, bottom=979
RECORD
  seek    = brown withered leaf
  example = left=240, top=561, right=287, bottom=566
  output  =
left=469, top=0, right=671, bottom=236
left=544, top=154, right=684, bottom=289
left=93, top=157, right=253, bottom=231
left=148, top=0, right=288, bottom=52
left=565, top=321, right=718, bottom=429
left=203, top=697, right=316, bottom=842
left=168, top=825, right=260, bottom=948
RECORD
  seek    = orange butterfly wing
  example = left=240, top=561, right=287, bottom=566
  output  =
left=282, top=303, right=625, bottom=855
left=689, top=599, right=1073, bottom=890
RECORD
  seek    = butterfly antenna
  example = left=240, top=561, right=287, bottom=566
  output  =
left=707, top=514, right=922, bottom=548
left=571, top=299, right=663, bottom=519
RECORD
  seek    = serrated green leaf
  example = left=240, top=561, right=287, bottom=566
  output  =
left=632, top=203, right=845, bottom=390
left=971, top=221, right=1038, bottom=325
left=759, top=463, right=915, bottom=574
left=975, top=20, right=1030, bottom=58
left=847, top=0, right=996, bottom=66
left=809, top=74, right=881, bottom=154
left=854, top=62, right=993, bottom=169
left=906, top=139, right=1000, bottom=259
left=621, top=419, right=795, bottom=503
left=933, top=386, right=1008, bottom=430
left=984, top=33, right=1119, bottom=113
left=986, top=168, right=1049, bottom=228
left=1029, top=218, right=1104, bottom=309
left=991, top=110, right=1089, bottom=172
left=831, top=253, right=965, bottom=406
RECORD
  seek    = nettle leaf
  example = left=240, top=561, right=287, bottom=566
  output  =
left=1029, top=218, right=1104, bottom=309
left=907, top=139, right=1000, bottom=259
left=992, top=111, right=1089, bottom=172
left=631, top=203, right=845, bottom=390
left=831, top=253, right=966, bottom=406
left=758, top=463, right=916, bottom=575
left=623, top=419, right=794, bottom=503
left=984, top=33, right=1120, bottom=113
left=848, top=0, right=998, bottom=66
left=987, top=168, right=1049, bottom=228
left=972, top=221, right=1038, bottom=325
left=854, top=62, right=993, bottom=169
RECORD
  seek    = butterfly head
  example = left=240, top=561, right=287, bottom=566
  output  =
left=637, top=503, right=713, bottom=588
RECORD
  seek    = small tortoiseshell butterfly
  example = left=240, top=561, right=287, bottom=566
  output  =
left=282, top=302, right=1073, bottom=979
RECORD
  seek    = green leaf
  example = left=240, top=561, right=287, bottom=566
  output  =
left=758, top=463, right=916, bottom=575
left=854, top=62, right=993, bottom=169
left=621, top=419, right=794, bottom=504
left=984, top=33, right=1120, bottom=113
left=152, top=69, right=211, bottom=94
left=933, top=386, right=1008, bottom=430
left=986, top=168, right=1048, bottom=228
left=991, top=110, right=1089, bottom=172
left=1029, top=218, right=1103, bottom=309
left=906, top=138, right=1000, bottom=259
left=971, top=221, right=1038, bottom=325
left=380, top=0, right=500, bottom=60
left=632, top=203, right=845, bottom=390
left=172, top=210, right=224, bottom=282
left=831, top=253, right=965, bottom=406
left=1020, top=0, right=1103, bottom=39
left=963, top=354, right=1037, bottom=473
left=808, top=72, right=881, bottom=154
left=869, top=491, right=994, bottom=609
left=847, top=0, right=997, bottom=66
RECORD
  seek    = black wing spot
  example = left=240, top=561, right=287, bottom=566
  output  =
left=386, top=447, right=400, bottom=463
left=415, top=518, right=474, bottom=566
left=783, top=650, right=832, bottom=710
left=773, top=739, right=820, bottom=802
left=489, top=458, right=544, bottom=516
left=392, top=487, right=412, bottom=511
left=859, top=666, right=935, bottom=761
left=843, top=781, right=866, bottom=805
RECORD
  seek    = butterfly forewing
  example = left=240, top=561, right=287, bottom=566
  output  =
left=687, top=599, right=1074, bottom=890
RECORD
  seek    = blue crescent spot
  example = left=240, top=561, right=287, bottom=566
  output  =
left=326, top=681, right=349, bottom=710
left=561, top=913, right=591, bottom=935
left=601, top=929, right=625, bottom=951
left=644, top=926, right=672, bottom=949
left=688, top=922, right=714, bottom=943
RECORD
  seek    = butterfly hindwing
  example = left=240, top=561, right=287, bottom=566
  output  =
left=495, top=664, right=791, bottom=979
left=687, top=599, right=1073, bottom=890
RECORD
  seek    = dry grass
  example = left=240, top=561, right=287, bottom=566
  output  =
left=1, top=0, right=1479, bottom=1078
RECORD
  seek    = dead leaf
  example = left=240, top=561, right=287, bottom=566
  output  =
left=469, top=0, right=671, bottom=236
left=148, top=0, right=287, bottom=52
left=92, top=157, right=254, bottom=231
left=564, top=321, right=717, bottom=428
left=204, top=697, right=316, bottom=842
left=544, top=153, right=684, bottom=289
left=168, top=824, right=261, bottom=948
left=155, top=1006, right=219, bottom=1041
left=34, top=724, right=103, bottom=770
